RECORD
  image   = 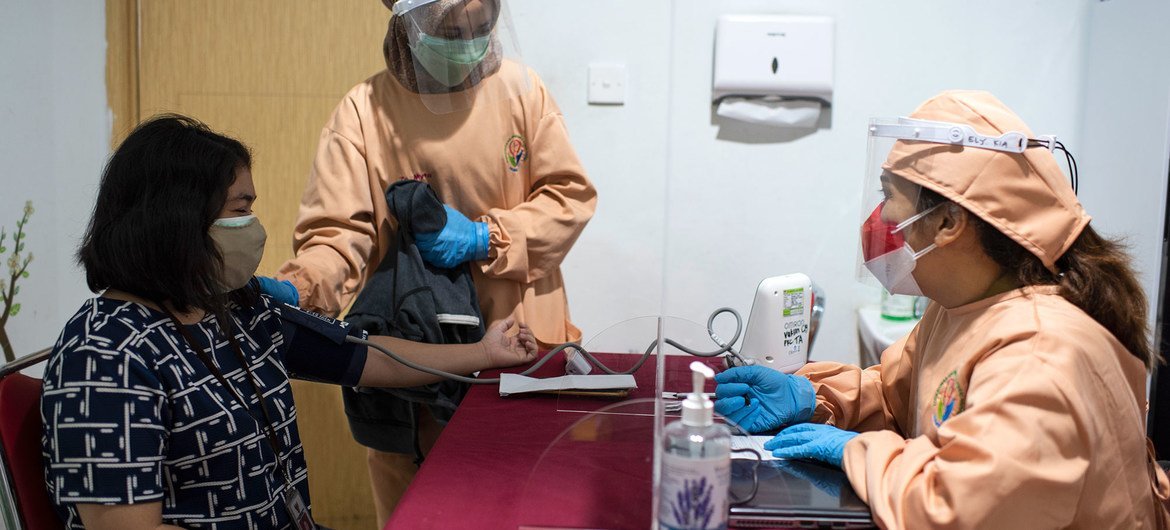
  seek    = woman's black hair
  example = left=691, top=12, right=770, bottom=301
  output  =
left=916, top=187, right=1157, bottom=369
left=78, top=114, right=259, bottom=315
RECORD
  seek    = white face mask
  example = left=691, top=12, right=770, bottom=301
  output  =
left=862, top=204, right=940, bottom=297
left=209, top=215, right=266, bottom=292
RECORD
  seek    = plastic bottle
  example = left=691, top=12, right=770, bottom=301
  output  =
left=658, top=362, right=730, bottom=530
left=913, top=295, right=930, bottom=319
left=880, top=289, right=917, bottom=321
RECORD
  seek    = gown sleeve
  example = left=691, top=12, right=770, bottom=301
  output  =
left=841, top=339, right=1089, bottom=529
left=277, top=96, right=377, bottom=317
left=479, top=71, right=597, bottom=284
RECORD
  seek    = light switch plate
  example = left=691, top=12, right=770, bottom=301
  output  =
left=588, top=63, right=626, bottom=105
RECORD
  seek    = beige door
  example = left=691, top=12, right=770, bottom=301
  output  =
left=108, top=1, right=390, bottom=528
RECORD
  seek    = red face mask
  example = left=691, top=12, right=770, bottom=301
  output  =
left=860, top=202, right=904, bottom=262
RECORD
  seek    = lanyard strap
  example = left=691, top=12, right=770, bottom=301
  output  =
left=158, top=303, right=293, bottom=486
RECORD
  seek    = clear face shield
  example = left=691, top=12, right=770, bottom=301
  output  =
left=858, top=117, right=1036, bottom=295
left=392, top=0, right=530, bottom=113
left=858, top=124, right=927, bottom=296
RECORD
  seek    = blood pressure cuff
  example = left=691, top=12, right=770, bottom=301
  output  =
left=277, top=303, right=368, bottom=387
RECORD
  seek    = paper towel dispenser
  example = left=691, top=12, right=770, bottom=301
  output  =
left=712, top=15, right=835, bottom=106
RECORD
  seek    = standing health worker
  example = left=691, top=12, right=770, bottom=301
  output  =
left=715, top=90, right=1170, bottom=529
left=273, top=0, right=597, bottom=525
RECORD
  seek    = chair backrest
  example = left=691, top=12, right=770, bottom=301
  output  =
left=0, top=350, right=63, bottom=530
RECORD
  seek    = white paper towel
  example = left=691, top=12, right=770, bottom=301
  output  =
left=715, top=97, right=822, bottom=128
left=498, top=373, right=637, bottom=396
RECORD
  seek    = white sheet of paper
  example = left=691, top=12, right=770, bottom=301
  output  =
left=498, top=373, right=637, bottom=396
left=731, top=435, right=780, bottom=461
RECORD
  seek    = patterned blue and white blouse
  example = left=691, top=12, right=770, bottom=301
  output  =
left=41, top=295, right=367, bottom=529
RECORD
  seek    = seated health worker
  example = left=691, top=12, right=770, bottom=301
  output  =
left=40, top=115, right=537, bottom=530
left=270, top=0, right=597, bottom=523
left=714, top=90, right=1170, bottom=528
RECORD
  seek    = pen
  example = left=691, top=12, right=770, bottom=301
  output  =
left=660, top=392, right=717, bottom=400
left=661, top=391, right=751, bottom=406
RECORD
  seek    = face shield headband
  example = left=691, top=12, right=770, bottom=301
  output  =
left=869, top=117, right=1079, bottom=194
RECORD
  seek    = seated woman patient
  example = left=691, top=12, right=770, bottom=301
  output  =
left=40, top=114, right=537, bottom=530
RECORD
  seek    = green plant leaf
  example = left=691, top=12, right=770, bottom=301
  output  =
left=9, top=304, right=19, bottom=317
left=0, top=246, right=6, bottom=253
left=21, top=271, right=29, bottom=278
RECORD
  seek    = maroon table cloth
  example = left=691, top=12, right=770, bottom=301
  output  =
left=384, top=353, right=721, bottom=530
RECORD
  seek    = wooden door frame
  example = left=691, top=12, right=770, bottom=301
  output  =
left=106, top=0, right=139, bottom=148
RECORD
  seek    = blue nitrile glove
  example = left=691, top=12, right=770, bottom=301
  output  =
left=764, top=423, right=859, bottom=468
left=256, top=276, right=300, bottom=306
left=414, top=205, right=490, bottom=269
left=714, top=365, right=816, bottom=433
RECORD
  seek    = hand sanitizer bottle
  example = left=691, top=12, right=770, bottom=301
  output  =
left=658, top=362, right=730, bottom=530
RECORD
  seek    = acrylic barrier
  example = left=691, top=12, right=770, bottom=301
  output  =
left=517, top=316, right=737, bottom=529
left=513, top=316, right=873, bottom=530
left=384, top=315, right=871, bottom=530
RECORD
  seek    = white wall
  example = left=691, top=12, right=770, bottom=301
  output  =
left=6, top=1, right=1167, bottom=371
left=509, top=0, right=675, bottom=347
left=1079, top=0, right=1170, bottom=352
left=519, top=0, right=1094, bottom=363
left=0, top=1, right=108, bottom=375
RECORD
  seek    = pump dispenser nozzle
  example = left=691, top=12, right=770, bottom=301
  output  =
left=683, top=361, right=716, bottom=427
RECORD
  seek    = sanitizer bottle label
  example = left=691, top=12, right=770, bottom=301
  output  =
left=658, top=453, right=729, bottom=530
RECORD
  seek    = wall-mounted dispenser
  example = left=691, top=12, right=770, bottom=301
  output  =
left=712, top=15, right=834, bottom=129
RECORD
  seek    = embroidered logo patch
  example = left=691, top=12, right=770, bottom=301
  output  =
left=931, top=370, right=965, bottom=427
left=504, top=134, right=527, bottom=173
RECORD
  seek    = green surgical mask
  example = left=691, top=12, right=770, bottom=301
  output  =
left=411, top=33, right=491, bottom=87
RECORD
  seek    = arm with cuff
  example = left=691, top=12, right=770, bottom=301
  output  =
left=358, top=318, right=535, bottom=386
left=356, top=335, right=490, bottom=387
left=277, top=303, right=535, bottom=388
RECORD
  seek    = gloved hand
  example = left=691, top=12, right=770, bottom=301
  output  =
left=256, top=276, right=300, bottom=306
left=764, top=423, right=859, bottom=468
left=414, top=205, right=490, bottom=269
left=714, top=365, right=816, bottom=433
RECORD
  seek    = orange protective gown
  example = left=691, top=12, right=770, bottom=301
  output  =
left=800, top=286, right=1170, bottom=528
left=277, top=61, right=596, bottom=344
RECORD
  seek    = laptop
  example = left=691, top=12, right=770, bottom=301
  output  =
left=729, top=458, right=874, bottom=529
